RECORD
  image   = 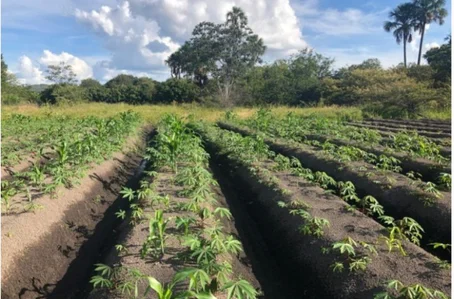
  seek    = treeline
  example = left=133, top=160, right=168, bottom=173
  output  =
left=1, top=6, right=450, bottom=119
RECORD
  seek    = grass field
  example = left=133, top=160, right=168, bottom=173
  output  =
left=2, top=103, right=450, bottom=122
left=1, top=103, right=364, bottom=123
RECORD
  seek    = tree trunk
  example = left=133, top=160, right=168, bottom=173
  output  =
left=404, top=37, right=407, bottom=68
left=417, top=21, right=426, bottom=65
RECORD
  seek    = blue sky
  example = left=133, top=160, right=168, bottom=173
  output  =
left=2, top=0, right=451, bottom=84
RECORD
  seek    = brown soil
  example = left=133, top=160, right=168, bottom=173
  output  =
left=85, top=167, right=262, bottom=298
left=1, top=158, right=36, bottom=181
left=348, top=123, right=451, bottom=139
left=365, top=118, right=451, bottom=127
left=219, top=122, right=451, bottom=249
left=304, top=133, right=450, bottom=183
left=203, top=136, right=451, bottom=298
left=1, top=134, right=147, bottom=299
left=360, top=120, right=451, bottom=133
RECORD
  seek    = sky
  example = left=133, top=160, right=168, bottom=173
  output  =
left=1, top=0, right=452, bottom=84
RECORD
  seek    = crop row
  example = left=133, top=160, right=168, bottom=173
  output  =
left=1, top=111, right=142, bottom=215
left=2, top=114, right=114, bottom=167
left=89, top=115, right=259, bottom=299
left=217, top=122, right=451, bottom=255
left=193, top=122, right=450, bottom=298
left=347, top=122, right=451, bottom=140
left=357, top=120, right=451, bottom=133
left=233, top=110, right=450, bottom=161
left=228, top=110, right=450, bottom=189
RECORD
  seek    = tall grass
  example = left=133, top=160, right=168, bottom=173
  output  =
left=1, top=103, right=364, bottom=123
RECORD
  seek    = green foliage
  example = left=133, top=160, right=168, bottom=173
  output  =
left=155, top=78, right=200, bottom=103
left=324, top=67, right=443, bottom=118
left=237, top=49, right=334, bottom=106
left=141, top=210, right=169, bottom=259
left=222, top=279, right=258, bottom=299
left=40, top=83, right=88, bottom=105
left=374, top=279, right=448, bottom=299
left=424, top=36, right=451, bottom=86
left=166, top=6, right=266, bottom=104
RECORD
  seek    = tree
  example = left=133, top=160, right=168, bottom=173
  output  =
left=80, top=78, right=102, bottom=88
left=424, top=34, right=451, bottom=85
left=45, top=61, right=78, bottom=84
left=334, top=58, right=382, bottom=79
left=155, top=78, right=199, bottom=103
left=384, top=3, right=417, bottom=68
left=104, top=74, right=137, bottom=88
left=166, top=7, right=266, bottom=104
left=413, top=0, right=448, bottom=65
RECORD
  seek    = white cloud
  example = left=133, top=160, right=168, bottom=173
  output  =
left=15, top=50, right=93, bottom=84
left=127, top=0, right=307, bottom=52
left=17, top=56, right=46, bottom=84
left=290, top=0, right=388, bottom=36
left=75, top=1, right=180, bottom=74
left=75, top=0, right=307, bottom=78
left=425, top=42, right=440, bottom=50
left=39, top=50, right=93, bottom=79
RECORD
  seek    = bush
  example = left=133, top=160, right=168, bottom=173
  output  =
left=40, top=84, right=88, bottom=105
left=155, top=79, right=200, bottom=103
left=1, top=85, right=39, bottom=105
left=323, top=68, right=444, bottom=118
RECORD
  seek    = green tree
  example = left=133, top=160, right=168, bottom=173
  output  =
left=155, top=78, right=199, bottom=103
left=384, top=3, right=417, bottom=68
left=80, top=78, right=108, bottom=102
left=413, top=0, right=448, bottom=65
left=334, top=58, right=382, bottom=79
left=104, top=74, right=137, bottom=88
left=424, top=34, right=451, bottom=85
left=166, top=7, right=266, bottom=104
left=288, top=49, right=334, bottom=105
left=80, top=78, right=102, bottom=88
left=45, top=62, right=78, bottom=84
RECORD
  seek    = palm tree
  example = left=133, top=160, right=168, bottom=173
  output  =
left=413, top=0, right=448, bottom=65
left=384, top=3, right=416, bottom=68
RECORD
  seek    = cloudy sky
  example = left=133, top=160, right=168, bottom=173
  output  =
left=2, top=0, right=451, bottom=84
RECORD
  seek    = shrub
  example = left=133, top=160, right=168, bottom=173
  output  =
left=40, top=84, right=88, bottom=105
left=155, top=78, right=200, bottom=103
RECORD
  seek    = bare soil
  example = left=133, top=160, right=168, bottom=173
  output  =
left=365, top=118, right=451, bottom=127
left=1, top=133, right=147, bottom=299
left=348, top=123, right=451, bottom=140
left=359, top=121, right=451, bottom=133
left=203, top=135, right=451, bottom=298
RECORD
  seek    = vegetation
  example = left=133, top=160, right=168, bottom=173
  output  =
left=1, top=2, right=450, bottom=119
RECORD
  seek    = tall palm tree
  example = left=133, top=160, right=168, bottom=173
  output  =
left=384, top=3, right=416, bottom=68
left=413, top=0, right=448, bottom=65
